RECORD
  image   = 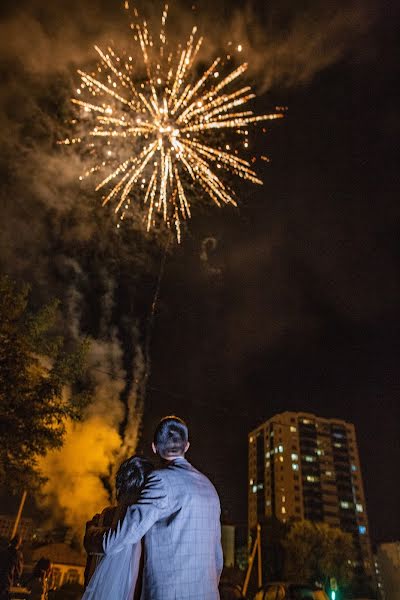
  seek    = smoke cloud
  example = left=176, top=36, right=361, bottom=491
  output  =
left=32, top=259, right=147, bottom=532
left=200, top=237, right=222, bottom=276
left=37, top=417, right=121, bottom=533
left=215, top=0, right=375, bottom=91
left=0, top=0, right=376, bottom=89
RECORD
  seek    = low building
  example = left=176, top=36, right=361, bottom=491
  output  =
left=374, top=554, right=385, bottom=600
left=376, top=542, right=400, bottom=600
left=222, top=524, right=235, bottom=568
left=31, top=542, right=86, bottom=588
left=0, top=514, right=33, bottom=541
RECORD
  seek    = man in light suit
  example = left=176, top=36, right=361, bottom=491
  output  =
left=106, top=415, right=223, bottom=600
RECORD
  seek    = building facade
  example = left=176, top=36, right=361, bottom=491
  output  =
left=248, top=411, right=373, bottom=577
left=0, top=514, right=33, bottom=541
left=376, top=542, right=400, bottom=600
left=221, top=525, right=235, bottom=568
left=31, top=543, right=86, bottom=588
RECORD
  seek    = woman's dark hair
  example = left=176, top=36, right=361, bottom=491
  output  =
left=33, top=557, right=52, bottom=578
left=116, top=455, right=154, bottom=501
left=153, top=415, right=189, bottom=458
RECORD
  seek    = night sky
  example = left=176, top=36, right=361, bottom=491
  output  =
left=0, top=0, right=399, bottom=544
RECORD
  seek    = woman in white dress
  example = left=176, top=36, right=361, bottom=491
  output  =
left=82, top=456, right=153, bottom=600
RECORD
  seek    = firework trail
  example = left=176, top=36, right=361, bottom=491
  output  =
left=63, top=3, right=283, bottom=241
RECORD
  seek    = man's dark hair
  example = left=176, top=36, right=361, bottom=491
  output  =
left=153, top=416, right=189, bottom=458
left=116, top=455, right=153, bottom=502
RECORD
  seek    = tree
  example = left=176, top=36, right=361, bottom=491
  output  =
left=0, top=276, right=90, bottom=490
left=283, top=520, right=355, bottom=588
left=259, top=516, right=289, bottom=582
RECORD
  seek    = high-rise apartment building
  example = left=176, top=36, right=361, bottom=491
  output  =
left=248, top=411, right=373, bottom=577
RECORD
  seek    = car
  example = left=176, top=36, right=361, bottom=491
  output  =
left=254, top=582, right=330, bottom=600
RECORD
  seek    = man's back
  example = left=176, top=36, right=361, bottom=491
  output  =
left=143, top=458, right=222, bottom=600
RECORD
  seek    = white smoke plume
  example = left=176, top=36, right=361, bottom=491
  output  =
left=34, top=259, right=152, bottom=532
left=35, top=265, right=147, bottom=534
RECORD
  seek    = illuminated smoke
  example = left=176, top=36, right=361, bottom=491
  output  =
left=37, top=417, right=121, bottom=534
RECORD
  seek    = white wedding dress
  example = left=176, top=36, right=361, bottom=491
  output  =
left=81, top=527, right=141, bottom=600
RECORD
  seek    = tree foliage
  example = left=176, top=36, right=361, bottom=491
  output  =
left=283, top=520, right=355, bottom=587
left=259, top=516, right=289, bottom=581
left=0, top=276, right=90, bottom=490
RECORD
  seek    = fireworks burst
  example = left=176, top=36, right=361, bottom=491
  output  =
left=64, top=3, right=283, bottom=242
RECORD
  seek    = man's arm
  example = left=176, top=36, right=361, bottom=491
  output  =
left=104, top=471, right=171, bottom=555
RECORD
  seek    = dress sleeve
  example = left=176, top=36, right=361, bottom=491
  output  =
left=104, top=471, right=171, bottom=555
left=84, top=510, right=111, bottom=554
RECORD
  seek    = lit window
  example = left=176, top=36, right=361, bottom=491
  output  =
left=291, top=453, right=298, bottom=461
left=252, top=485, right=257, bottom=493
left=333, top=442, right=343, bottom=448
left=356, top=503, right=363, bottom=513
left=266, top=461, right=270, bottom=468
left=340, top=501, right=350, bottom=509
left=52, top=568, right=62, bottom=588
left=258, top=483, right=264, bottom=490
left=282, top=495, right=285, bottom=502
left=306, top=475, right=317, bottom=482
left=316, top=449, right=324, bottom=456
left=65, top=569, right=79, bottom=584
left=266, top=451, right=270, bottom=459
left=250, top=436, right=254, bottom=443
left=302, top=419, right=312, bottom=424
left=250, top=479, right=254, bottom=485
left=279, top=456, right=283, bottom=463
left=290, top=426, right=297, bottom=432
left=292, top=463, right=299, bottom=471
left=281, top=507, right=286, bottom=514
left=351, top=465, right=357, bottom=472
left=266, top=500, right=271, bottom=506
left=304, top=456, right=314, bottom=462
left=325, top=471, right=332, bottom=477
left=359, top=525, right=366, bottom=535
left=278, top=445, right=284, bottom=453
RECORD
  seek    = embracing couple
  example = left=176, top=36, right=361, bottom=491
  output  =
left=83, top=416, right=223, bottom=600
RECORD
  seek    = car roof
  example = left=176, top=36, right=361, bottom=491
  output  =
left=264, top=582, right=323, bottom=589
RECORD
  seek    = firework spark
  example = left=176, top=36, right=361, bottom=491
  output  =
left=64, top=4, right=283, bottom=241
